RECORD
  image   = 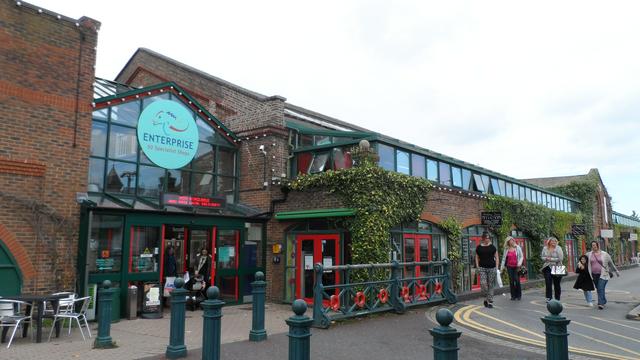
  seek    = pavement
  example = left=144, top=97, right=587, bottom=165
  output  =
left=1, top=265, right=637, bottom=360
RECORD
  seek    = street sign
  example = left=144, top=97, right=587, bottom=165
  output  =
left=630, top=233, right=638, bottom=241
left=571, top=224, right=586, bottom=236
left=481, top=212, right=502, bottom=227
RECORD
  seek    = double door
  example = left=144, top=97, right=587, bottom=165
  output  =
left=468, top=236, right=482, bottom=291
left=296, top=234, right=340, bottom=303
left=403, top=234, right=434, bottom=278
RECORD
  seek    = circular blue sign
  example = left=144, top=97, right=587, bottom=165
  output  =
left=137, top=99, right=199, bottom=169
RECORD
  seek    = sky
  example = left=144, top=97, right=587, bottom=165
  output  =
left=39, top=0, right=640, bottom=215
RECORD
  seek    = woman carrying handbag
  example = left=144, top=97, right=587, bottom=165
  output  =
left=500, top=236, right=524, bottom=301
left=541, top=237, right=564, bottom=302
left=586, top=241, right=620, bottom=310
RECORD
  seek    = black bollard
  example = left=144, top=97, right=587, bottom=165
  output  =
left=286, top=299, right=313, bottom=360
left=201, top=286, right=225, bottom=360
left=94, top=280, right=116, bottom=349
left=166, top=277, right=188, bottom=359
left=429, top=308, right=462, bottom=360
left=541, top=300, right=570, bottom=360
left=249, top=271, right=267, bottom=341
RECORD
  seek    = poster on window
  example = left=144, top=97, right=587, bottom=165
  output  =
left=304, top=255, right=314, bottom=270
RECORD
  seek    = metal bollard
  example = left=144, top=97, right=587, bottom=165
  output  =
left=286, top=299, right=313, bottom=360
left=94, top=280, right=116, bottom=349
left=429, top=308, right=462, bottom=360
left=249, top=271, right=267, bottom=341
left=201, top=286, right=225, bottom=360
left=166, top=278, right=188, bottom=358
left=541, top=300, right=571, bottom=360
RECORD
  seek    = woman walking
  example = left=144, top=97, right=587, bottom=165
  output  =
left=476, top=231, right=499, bottom=308
left=541, top=237, right=564, bottom=302
left=500, top=236, right=523, bottom=300
left=586, top=241, right=620, bottom=310
left=573, top=255, right=595, bottom=307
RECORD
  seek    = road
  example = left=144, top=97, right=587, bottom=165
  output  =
left=452, top=265, right=640, bottom=360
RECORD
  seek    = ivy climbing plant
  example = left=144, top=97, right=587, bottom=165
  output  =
left=485, top=196, right=577, bottom=273
left=287, top=146, right=433, bottom=269
left=439, top=216, right=463, bottom=292
left=549, top=178, right=598, bottom=243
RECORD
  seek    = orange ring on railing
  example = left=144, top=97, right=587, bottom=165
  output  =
left=435, top=281, right=443, bottom=295
left=378, top=288, right=389, bottom=304
left=401, top=286, right=410, bottom=301
left=329, top=295, right=340, bottom=311
left=418, top=284, right=427, bottom=298
left=355, top=291, right=366, bottom=308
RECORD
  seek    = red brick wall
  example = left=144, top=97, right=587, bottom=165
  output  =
left=0, top=1, right=99, bottom=294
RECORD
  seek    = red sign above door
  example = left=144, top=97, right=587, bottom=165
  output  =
left=162, top=194, right=226, bottom=209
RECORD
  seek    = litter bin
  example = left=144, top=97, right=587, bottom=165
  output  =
left=126, top=285, right=138, bottom=320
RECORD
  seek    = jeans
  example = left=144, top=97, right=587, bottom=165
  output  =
left=592, top=274, right=608, bottom=305
left=506, top=267, right=522, bottom=299
left=542, top=266, right=561, bottom=300
left=478, top=267, right=496, bottom=303
left=583, top=290, right=593, bottom=304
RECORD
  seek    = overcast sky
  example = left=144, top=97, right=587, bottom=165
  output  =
left=41, top=0, right=640, bottom=216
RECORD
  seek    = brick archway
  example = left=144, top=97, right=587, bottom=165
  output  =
left=0, top=223, right=36, bottom=279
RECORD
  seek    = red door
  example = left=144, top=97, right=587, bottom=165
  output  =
left=513, top=238, right=527, bottom=283
left=566, top=239, right=575, bottom=273
left=469, top=236, right=481, bottom=291
left=296, top=234, right=340, bottom=303
left=403, top=234, right=432, bottom=278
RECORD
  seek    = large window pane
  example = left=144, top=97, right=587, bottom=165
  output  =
left=473, top=174, right=485, bottom=192
left=427, top=159, right=438, bottom=181
left=378, top=144, right=395, bottom=171
left=110, top=101, right=140, bottom=127
left=93, top=108, right=108, bottom=121
left=490, top=178, right=500, bottom=195
left=309, top=153, right=329, bottom=173
left=108, top=125, right=137, bottom=162
left=138, top=165, right=165, bottom=198
left=91, top=121, right=107, bottom=157
left=498, top=180, right=506, bottom=196
left=197, top=118, right=216, bottom=143
left=452, top=167, right=462, bottom=188
left=192, top=172, right=214, bottom=197
left=217, top=176, right=235, bottom=204
left=396, top=150, right=410, bottom=174
left=193, top=142, right=215, bottom=172
left=167, top=170, right=190, bottom=195
left=129, top=226, right=160, bottom=273
left=439, top=162, right=451, bottom=186
left=105, top=161, right=136, bottom=194
left=88, top=158, right=105, bottom=192
left=462, top=169, right=472, bottom=190
left=314, top=135, right=331, bottom=146
left=411, top=154, right=425, bottom=178
left=526, top=188, right=532, bottom=202
left=217, top=147, right=236, bottom=176
left=142, top=93, right=170, bottom=112
left=505, top=182, right=513, bottom=198
left=88, top=215, right=123, bottom=274
left=481, top=175, right=490, bottom=193
left=333, top=148, right=353, bottom=170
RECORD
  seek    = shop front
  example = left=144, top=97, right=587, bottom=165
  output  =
left=78, top=80, right=266, bottom=317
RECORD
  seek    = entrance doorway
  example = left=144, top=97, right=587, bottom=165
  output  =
left=296, top=234, right=340, bottom=303
left=215, top=229, right=240, bottom=302
left=403, top=234, right=432, bottom=278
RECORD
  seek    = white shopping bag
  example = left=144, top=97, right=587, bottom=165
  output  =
left=495, top=268, right=503, bottom=288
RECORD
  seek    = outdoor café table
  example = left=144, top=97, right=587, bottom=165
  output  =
left=2, top=293, right=67, bottom=343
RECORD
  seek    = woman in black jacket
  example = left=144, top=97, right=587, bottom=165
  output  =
left=573, top=255, right=595, bottom=307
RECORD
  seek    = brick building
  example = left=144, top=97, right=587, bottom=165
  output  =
left=2, top=1, right=634, bottom=315
left=0, top=0, right=99, bottom=296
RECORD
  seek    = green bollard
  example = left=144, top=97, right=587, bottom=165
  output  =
left=286, top=299, right=313, bottom=360
left=541, top=300, right=571, bottom=360
left=429, top=308, right=462, bottom=360
left=201, top=286, right=225, bottom=360
left=94, top=280, right=116, bottom=349
left=249, top=271, right=267, bottom=341
left=166, top=278, right=187, bottom=359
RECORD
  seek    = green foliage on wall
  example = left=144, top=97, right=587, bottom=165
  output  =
left=439, top=216, right=463, bottom=291
left=485, top=196, right=577, bottom=272
left=288, top=147, right=433, bottom=268
left=549, top=179, right=598, bottom=242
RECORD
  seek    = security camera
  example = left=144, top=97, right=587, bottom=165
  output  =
left=258, top=145, right=267, bottom=156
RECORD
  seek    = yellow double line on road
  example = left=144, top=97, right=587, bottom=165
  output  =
left=453, top=305, right=638, bottom=360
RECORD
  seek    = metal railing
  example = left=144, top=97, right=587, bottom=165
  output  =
left=312, top=259, right=457, bottom=328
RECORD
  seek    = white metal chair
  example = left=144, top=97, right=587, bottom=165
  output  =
left=48, top=296, right=91, bottom=341
left=0, top=299, right=34, bottom=348
left=45, top=292, right=76, bottom=335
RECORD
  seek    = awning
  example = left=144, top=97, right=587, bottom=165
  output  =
left=275, top=208, right=356, bottom=220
